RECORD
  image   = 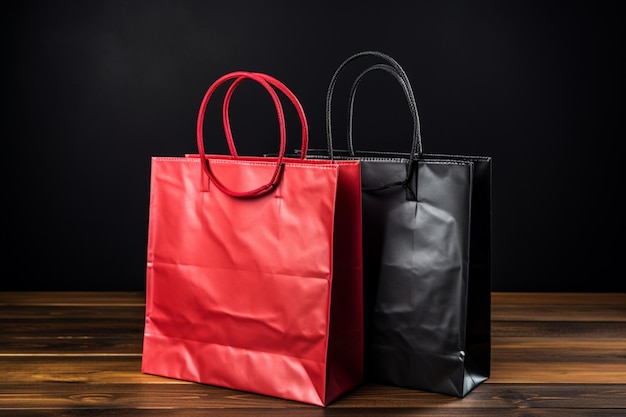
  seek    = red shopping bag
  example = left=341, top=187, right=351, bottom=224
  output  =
left=141, top=71, right=364, bottom=406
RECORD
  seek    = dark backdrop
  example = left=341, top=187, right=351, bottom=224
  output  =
left=6, top=1, right=624, bottom=291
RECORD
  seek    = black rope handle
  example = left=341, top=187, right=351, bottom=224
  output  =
left=347, top=63, right=418, bottom=157
left=325, top=51, right=423, bottom=160
left=345, top=63, right=418, bottom=193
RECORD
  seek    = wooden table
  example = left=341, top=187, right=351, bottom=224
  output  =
left=1, top=292, right=625, bottom=416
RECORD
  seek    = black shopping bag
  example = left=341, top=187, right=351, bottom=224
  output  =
left=309, top=50, right=492, bottom=397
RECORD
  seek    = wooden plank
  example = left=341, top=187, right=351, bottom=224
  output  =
left=337, top=384, right=626, bottom=408
left=492, top=304, right=626, bottom=322
left=0, top=304, right=144, bottom=354
left=490, top=362, right=626, bottom=383
left=0, top=305, right=145, bottom=320
left=1, top=339, right=623, bottom=364
left=492, top=293, right=626, bottom=305
left=3, top=409, right=623, bottom=417
left=1, top=292, right=623, bottom=307
left=3, top=354, right=626, bottom=386
left=0, top=292, right=146, bottom=306
left=2, top=329, right=623, bottom=358
left=492, top=321, right=626, bottom=338
left=2, top=318, right=624, bottom=356
left=490, top=337, right=626, bottom=383
left=7, top=313, right=626, bottom=342
left=0, top=318, right=144, bottom=337
left=492, top=338, right=626, bottom=357
left=0, top=336, right=142, bottom=355
left=0, top=383, right=624, bottom=409
left=0, top=357, right=168, bottom=384
left=0, top=291, right=620, bottom=306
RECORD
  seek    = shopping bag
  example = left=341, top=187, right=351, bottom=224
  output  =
left=310, top=51, right=492, bottom=397
left=141, top=71, right=364, bottom=406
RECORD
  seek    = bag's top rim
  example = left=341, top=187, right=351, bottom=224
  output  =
left=291, top=150, right=491, bottom=163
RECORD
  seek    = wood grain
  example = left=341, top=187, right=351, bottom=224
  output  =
left=1, top=291, right=625, bottom=416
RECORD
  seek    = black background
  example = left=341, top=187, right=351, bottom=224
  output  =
left=6, top=1, right=624, bottom=292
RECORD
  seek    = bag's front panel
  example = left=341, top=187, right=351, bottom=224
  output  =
left=143, top=157, right=341, bottom=406
left=360, top=159, right=475, bottom=396
left=149, top=158, right=339, bottom=278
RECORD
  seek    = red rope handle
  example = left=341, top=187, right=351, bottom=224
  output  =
left=222, top=73, right=308, bottom=160
left=196, top=71, right=287, bottom=198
